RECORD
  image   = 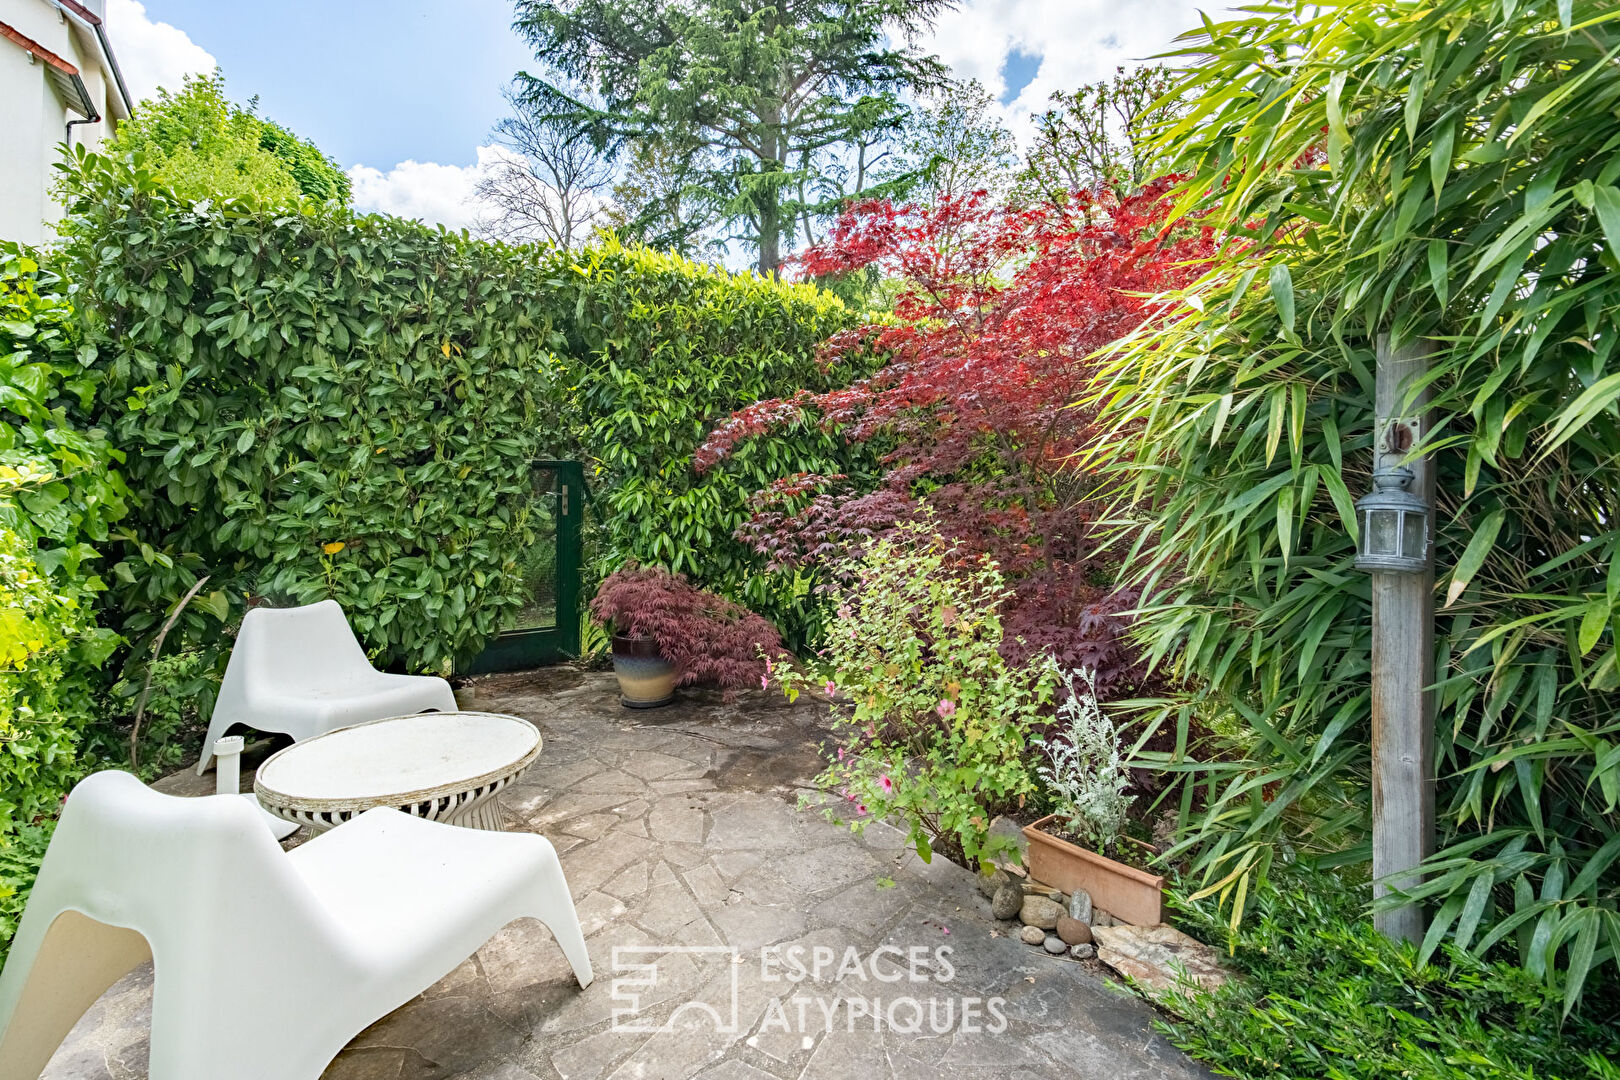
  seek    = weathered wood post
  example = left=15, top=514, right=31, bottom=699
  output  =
left=1369, top=335, right=1436, bottom=943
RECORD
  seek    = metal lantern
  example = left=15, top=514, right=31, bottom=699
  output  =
left=1354, top=464, right=1430, bottom=573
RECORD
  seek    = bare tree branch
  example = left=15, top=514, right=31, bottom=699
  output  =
left=474, top=86, right=617, bottom=248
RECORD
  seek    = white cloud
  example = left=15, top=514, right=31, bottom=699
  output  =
left=346, top=144, right=519, bottom=232
left=919, top=0, right=1213, bottom=142
left=106, top=0, right=217, bottom=104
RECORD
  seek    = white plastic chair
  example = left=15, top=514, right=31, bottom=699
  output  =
left=0, top=771, right=592, bottom=1080
left=197, top=599, right=457, bottom=774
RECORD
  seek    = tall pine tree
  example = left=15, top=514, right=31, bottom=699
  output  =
left=511, top=0, right=952, bottom=274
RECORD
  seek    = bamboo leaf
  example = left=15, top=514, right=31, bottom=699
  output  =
left=1427, top=239, right=1449, bottom=308
left=1538, top=371, right=1620, bottom=460
left=1326, top=71, right=1349, bottom=170
left=1446, top=509, right=1505, bottom=607
left=1430, top=121, right=1454, bottom=204
left=1564, top=910, right=1599, bottom=1016
left=1579, top=600, right=1611, bottom=656
left=1593, top=184, right=1620, bottom=255
left=1269, top=263, right=1295, bottom=333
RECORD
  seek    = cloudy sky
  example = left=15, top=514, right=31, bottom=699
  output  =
left=112, top=0, right=1210, bottom=231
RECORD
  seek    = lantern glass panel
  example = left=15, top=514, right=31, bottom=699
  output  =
left=1366, top=507, right=1399, bottom=556
left=1401, top=511, right=1425, bottom=559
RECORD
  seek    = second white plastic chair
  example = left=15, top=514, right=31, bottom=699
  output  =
left=0, top=770, right=593, bottom=1080
left=196, top=598, right=457, bottom=774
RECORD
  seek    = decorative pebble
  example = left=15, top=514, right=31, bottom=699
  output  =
left=1068, top=888, right=1093, bottom=924
left=1043, top=935, right=1068, bottom=955
left=1018, top=895, right=1064, bottom=929
left=1055, top=915, right=1092, bottom=946
left=978, top=868, right=1013, bottom=900
left=1069, top=943, right=1096, bottom=960
left=1020, top=881, right=1063, bottom=901
left=1019, top=925, right=1047, bottom=946
left=991, top=884, right=1023, bottom=920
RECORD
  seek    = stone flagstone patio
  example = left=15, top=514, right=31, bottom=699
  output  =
left=44, top=668, right=1210, bottom=1080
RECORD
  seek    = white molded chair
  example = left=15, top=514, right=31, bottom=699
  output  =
left=197, top=598, right=457, bottom=774
left=0, top=771, right=592, bottom=1080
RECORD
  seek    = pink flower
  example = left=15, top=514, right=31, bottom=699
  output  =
left=879, top=775, right=894, bottom=794
left=765, top=656, right=774, bottom=674
left=823, top=680, right=837, bottom=696
left=837, top=747, right=846, bottom=762
left=936, top=699, right=956, bottom=718
left=856, top=804, right=868, bottom=815
left=760, top=673, right=769, bottom=690
left=846, top=790, right=858, bottom=803
left=941, top=925, right=951, bottom=936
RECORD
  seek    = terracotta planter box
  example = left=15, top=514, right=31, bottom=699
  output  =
left=1023, top=814, right=1165, bottom=926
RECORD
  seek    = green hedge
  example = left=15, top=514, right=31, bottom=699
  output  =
left=58, top=151, right=868, bottom=669
left=548, top=240, right=879, bottom=640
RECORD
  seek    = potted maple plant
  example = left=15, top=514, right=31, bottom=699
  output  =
left=1024, top=668, right=1165, bottom=925
left=589, top=563, right=786, bottom=707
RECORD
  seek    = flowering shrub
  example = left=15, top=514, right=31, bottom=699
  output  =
left=589, top=563, right=787, bottom=692
left=773, top=523, right=1060, bottom=870
left=1034, top=667, right=1134, bottom=855
left=699, top=180, right=1215, bottom=693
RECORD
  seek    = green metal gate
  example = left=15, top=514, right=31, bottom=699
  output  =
left=461, top=460, right=584, bottom=674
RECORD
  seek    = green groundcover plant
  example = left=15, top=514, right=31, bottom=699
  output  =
left=1157, top=867, right=1620, bottom=1080
left=773, top=521, right=1060, bottom=869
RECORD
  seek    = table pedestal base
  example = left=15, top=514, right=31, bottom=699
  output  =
left=265, top=773, right=516, bottom=834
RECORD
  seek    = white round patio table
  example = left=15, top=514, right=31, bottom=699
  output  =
left=254, top=711, right=540, bottom=833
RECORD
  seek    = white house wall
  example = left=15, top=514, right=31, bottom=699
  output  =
left=0, top=0, right=119, bottom=246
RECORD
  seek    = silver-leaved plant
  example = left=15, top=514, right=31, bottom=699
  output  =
left=1034, top=667, right=1134, bottom=854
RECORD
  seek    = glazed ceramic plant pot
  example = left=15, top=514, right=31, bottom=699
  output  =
left=1023, top=814, right=1166, bottom=925
left=611, top=633, right=676, bottom=708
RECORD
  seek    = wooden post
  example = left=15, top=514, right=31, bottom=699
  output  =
left=1370, top=335, right=1436, bottom=943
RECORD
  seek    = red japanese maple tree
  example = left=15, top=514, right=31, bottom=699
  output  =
left=696, top=176, right=1215, bottom=692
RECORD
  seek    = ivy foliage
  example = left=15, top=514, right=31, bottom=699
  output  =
left=1094, top=0, right=1620, bottom=1012
left=58, top=151, right=866, bottom=673
left=0, top=243, right=124, bottom=812
left=0, top=244, right=127, bottom=951
left=0, top=245, right=128, bottom=579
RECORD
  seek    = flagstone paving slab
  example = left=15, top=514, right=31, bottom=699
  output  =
left=42, top=668, right=1208, bottom=1080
